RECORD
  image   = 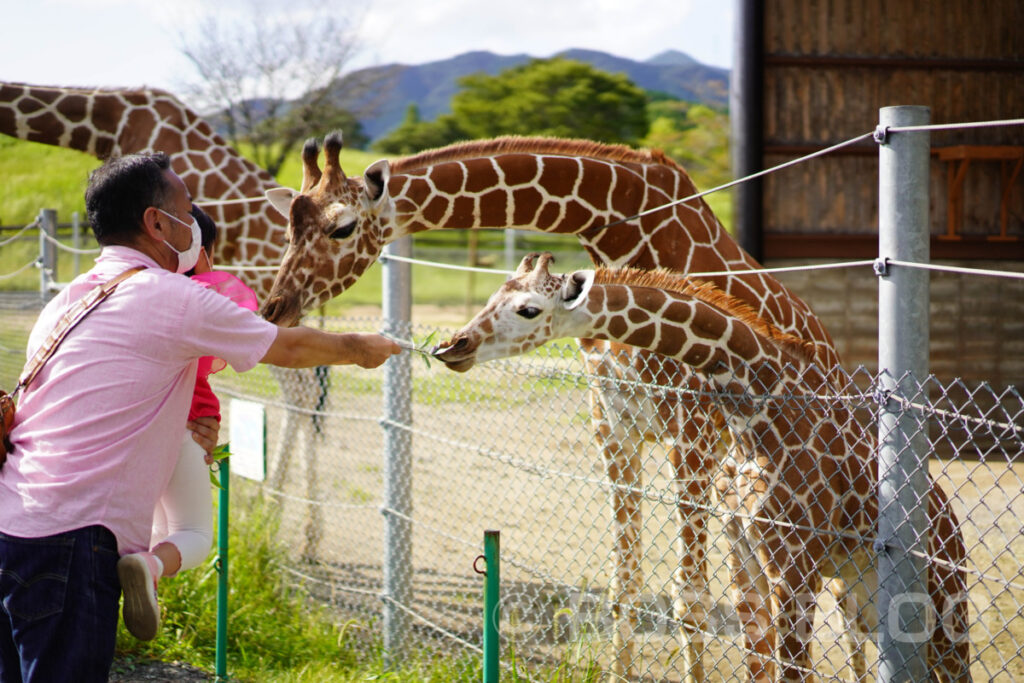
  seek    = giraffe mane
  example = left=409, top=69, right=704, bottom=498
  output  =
left=5, top=82, right=176, bottom=99
left=390, top=136, right=689, bottom=175
left=592, top=267, right=818, bottom=365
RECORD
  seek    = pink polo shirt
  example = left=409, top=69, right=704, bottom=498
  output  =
left=0, top=246, right=278, bottom=553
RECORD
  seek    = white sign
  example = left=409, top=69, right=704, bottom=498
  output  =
left=228, top=398, right=266, bottom=481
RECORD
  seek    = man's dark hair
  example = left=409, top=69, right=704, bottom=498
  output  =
left=85, top=152, right=173, bottom=245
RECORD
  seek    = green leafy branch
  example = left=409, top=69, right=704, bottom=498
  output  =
left=208, top=442, right=231, bottom=488
left=383, top=330, right=440, bottom=369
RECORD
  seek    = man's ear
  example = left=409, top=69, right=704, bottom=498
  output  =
left=140, top=206, right=167, bottom=242
left=562, top=270, right=595, bottom=309
left=265, top=187, right=298, bottom=218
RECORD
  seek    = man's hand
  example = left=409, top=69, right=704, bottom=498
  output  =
left=188, top=416, right=220, bottom=464
left=346, top=332, right=404, bottom=369
left=261, top=328, right=402, bottom=369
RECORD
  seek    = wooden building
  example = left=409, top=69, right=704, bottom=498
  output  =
left=730, top=0, right=1024, bottom=388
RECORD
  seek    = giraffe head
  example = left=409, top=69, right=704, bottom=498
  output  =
left=432, top=252, right=595, bottom=372
left=261, top=131, right=394, bottom=326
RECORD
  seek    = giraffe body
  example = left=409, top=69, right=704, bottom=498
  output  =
left=434, top=253, right=971, bottom=682
left=262, top=134, right=855, bottom=677
left=0, top=82, right=328, bottom=551
left=262, top=134, right=855, bottom=678
left=0, top=82, right=287, bottom=299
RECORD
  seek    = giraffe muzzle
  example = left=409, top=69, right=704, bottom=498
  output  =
left=430, top=337, right=477, bottom=373
left=260, top=295, right=301, bottom=327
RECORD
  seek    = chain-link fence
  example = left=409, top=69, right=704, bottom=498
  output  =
left=2, top=294, right=1021, bottom=680
left=195, top=309, right=1019, bottom=682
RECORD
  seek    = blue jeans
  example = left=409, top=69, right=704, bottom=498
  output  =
left=0, top=525, right=120, bottom=682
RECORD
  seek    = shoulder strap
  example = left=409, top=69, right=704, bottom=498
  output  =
left=17, top=267, right=146, bottom=392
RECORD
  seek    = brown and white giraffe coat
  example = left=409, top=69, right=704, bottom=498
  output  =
left=434, top=253, right=971, bottom=681
left=0, top=82, right=287, bottom=299
left=262, top=133, right=852, bottom=679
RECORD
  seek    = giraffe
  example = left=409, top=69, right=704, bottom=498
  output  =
left=432, top=252, right=972, bottom=682
left=0, top=82, right=325, bottom=552
left=259, top=132, right=851, bottom=678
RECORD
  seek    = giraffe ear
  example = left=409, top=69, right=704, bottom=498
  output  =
left=265, top=187, right=298, bottom=218
left=562, top=270, right=595, bottom=309
left=363, top=160, right=391, bottom=203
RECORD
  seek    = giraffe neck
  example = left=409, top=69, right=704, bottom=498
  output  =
left=388, top=140, right=749, bottom=273
left=0, top=82, right=287, bottom=299
left=571, top=282, right=806, bottom=389
left=382, top=138, right=840, bottom=371
left=561, top=277, right=862, bottom=462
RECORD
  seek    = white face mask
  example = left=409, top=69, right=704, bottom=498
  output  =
left=157, top=208, right=203, bottom=274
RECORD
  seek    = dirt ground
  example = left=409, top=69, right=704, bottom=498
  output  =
left=109, top=657, right=212, bottom=682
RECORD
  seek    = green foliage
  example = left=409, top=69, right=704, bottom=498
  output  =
left=642, top=100, right=731, bottom=190
left=373, top=105, right=469, bottom=155
left=375, top=58, right=649, bottom=154
left=451, top=58, right=648, bottom=144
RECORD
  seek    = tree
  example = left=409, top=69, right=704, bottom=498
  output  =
left=451, top=58, right=649, bottom=145
left=375, top=58, right=649, bottom=153
left=643, top=100, right=730, bottom=189
left=175, top=0, right=371, bottom=176
left=373, top=105, right=468, bottom=155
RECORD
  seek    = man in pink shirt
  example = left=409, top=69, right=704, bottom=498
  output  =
left=0, top=152, right=400, bottom=682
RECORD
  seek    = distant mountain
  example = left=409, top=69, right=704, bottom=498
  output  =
left=331, top=48, right=730, bottom=142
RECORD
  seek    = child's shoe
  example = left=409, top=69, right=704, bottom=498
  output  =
left=117, top=552, right=162, bottom=640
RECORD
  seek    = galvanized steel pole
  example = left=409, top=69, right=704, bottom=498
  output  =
left=381, top=237, right=414, bottom=665
left=38, top=209, right=57, bottom=300
left=875, top=105, right=932, bottom=682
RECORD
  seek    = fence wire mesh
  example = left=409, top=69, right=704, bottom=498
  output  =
left=198, top=313, right=1022, bottom=682
left=2, top=293, right=1022, bottom=681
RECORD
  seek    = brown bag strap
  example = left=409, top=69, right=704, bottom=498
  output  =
left=16, top=267, right=146, bottom=393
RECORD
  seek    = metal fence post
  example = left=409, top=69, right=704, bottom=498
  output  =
left=215, top=458, right=230, bottom=682
left=38, top=209, right=57, bottom=301
left=482, top=530, right=500, bottom=683
left=381, top=237, right=413, bottom=665
left=72, top=211, right=82, bottom=277
left=876, top=104, right=932, bottom=682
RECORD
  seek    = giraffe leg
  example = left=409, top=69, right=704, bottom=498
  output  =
left=773, top=568, right=820, bottom=683
left=600, top=437, right=644, bottom=680
left=828, top=578, right=870, bottom=682
left=667, top=408, right=723, bottom=683
left=927, top=489, right=972, bottom=683
left=717, top=466, right=775, bottom=682
left=726, top=530, right=776, bottom=682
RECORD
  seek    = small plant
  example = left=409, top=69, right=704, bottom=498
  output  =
left=208, top=442, right=231, bottom=488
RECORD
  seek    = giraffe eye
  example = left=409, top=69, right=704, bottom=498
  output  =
left=329, top=221, right=356, bottom=239
left=517, top=307, right=541, bottom=319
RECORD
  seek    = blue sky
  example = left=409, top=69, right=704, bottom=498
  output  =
left=1, top=0, right=733, bottom=98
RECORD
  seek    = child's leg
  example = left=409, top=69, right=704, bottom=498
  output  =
left=151, top=432, right=215, bottom=574
left=121, top=433, right=214, bottom=640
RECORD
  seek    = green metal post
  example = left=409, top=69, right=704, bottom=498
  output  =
left=483, top=530, right=500, bottom=683
left=215, top=459, right=229, bottom=681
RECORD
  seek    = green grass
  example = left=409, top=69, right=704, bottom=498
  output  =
left=113, top=485, right=604, bottom=682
